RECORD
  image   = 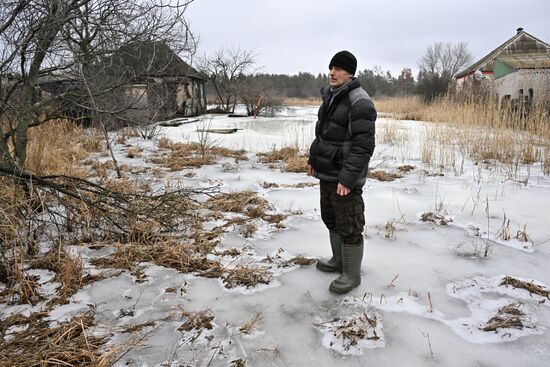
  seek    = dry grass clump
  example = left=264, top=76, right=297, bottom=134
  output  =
left=261, top=250, right=315, bottom=268
left=125, top=146, right=142, bottom=158
left=500, top=276, right=549, bottom=298
left=91, top=240, right=221, bottom=278
left=91, top=218, right=224, bottom=279
left=101, top=177, right=150, bottom=194
left=26, top=120, right=93, bottom=176
left=368, top=170, right=403, bottom=182
left=222, top=265, right=272, bottom=289
left=420, top=211, right=452, bottom=225
left=229, top=358, right=247, bottom=367
left=257, top=147, right=309, bottom=172
left=90, top=160, right=115, bottom=179
left=216, top=248, right=242, bottom=257
left=482, top=303, right=525, bottom=332
left=28, top=247, right=84, bottom=304
left=337, top=313, right=380, bottom=348
left=240, top=222, right=258, bottom=238
left=210, top=146, right=247, bottom=160
left=4, top=265, right=43, bottom=305
left=121, top=320, right=156, bottom=334
left=258, top=147, right=300, bottom=163
left=80, top=130, right=105, bottom=153
left=0, top=311, right=113, bottom=367
left=239, top=311, right=264, bottom=335
left=149, top=142, right=247, bottom=171
left=206, top=191, right=271, bottom=217
left=261, top=181, right=317, bottom=189
left=287, top=256, right=316, bottom=266
left=158, top=137, right=173, bottom=149
left=178, top=309, right=215, bottom=332
left=314, top=311, right=381, bottom=352
left=284, top=156, right=309, bottom=172
left=397, top=165, right=415, bottom=173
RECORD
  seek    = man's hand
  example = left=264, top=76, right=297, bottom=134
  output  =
left=307, top=164, right=314, bottom=176
left=337, top=183, right=351, bottom=196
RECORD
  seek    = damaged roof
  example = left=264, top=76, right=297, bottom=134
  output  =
left=455, top=29, right=550, bottom=78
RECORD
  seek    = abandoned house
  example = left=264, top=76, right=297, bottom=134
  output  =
left=106, top=41, right=207, bottom=121
left=35, top=41, right=207, bottom=123
left=453, top=28, right=550, bottom=110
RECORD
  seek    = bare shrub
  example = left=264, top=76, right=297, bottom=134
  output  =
left=139, top=123, right=162, bottom=140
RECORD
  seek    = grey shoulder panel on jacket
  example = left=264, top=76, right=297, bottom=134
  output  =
left=349, top=87, right=372, bottom=106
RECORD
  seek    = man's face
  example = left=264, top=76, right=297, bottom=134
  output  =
left=329, top=66, right=352, bottom=88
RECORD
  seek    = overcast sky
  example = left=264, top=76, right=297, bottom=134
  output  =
left=185, top=0, right=550, bottom=77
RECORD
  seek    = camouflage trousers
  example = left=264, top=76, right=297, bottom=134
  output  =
left=319, top=180, right=365, bottom=246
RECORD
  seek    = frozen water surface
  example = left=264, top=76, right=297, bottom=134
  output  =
left=2, top=107, right=550, bottom=366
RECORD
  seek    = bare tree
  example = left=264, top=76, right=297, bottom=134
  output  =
left=417, top=42, right=473, bottom=101
left=419, top=42, right=473, bottom=79
left=198, top=47, right=256, bottom=113
left=0, top=0, right=196, bottom=172
left=239, top=75, right=287, bottom=117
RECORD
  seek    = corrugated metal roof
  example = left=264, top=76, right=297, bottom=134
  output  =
left=455, top=30, right=550, bottom=78
left=497, top=53, right=550, bottom=69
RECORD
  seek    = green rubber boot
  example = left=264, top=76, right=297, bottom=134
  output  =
left=316, top=231, right=343, bottom=273
left=329, top=241, right=363, bottom=294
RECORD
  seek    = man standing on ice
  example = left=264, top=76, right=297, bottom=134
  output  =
left=307, top=50, right=376, bottom=294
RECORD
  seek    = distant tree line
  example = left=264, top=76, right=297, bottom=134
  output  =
left=204, top=67, right=417, bottom=101
left=199, top=42, right=473, bottom=111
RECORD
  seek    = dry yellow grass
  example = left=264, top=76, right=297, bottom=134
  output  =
left=149, top=142, right=247, bottom=171
left=376, top=96, right=550, bottom=171
left=26, top=119, right=96, bottom=176
left=282, top=97, right=321, bottom=106
left=375, top=96, right=550, bottom=137
left=257, top=146, right=308, bottom=172
left=29, top=247, right=84, bottom=304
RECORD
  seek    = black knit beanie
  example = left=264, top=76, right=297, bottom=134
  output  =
left=329, top=50, right=357, bottom=75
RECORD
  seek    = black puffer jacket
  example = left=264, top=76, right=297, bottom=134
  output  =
left=308, top=78, right=376, bottom=189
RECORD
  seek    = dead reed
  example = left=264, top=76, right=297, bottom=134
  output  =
left=239, top=311, right=264, bottom=335
left=376, top=96, right=550, bottom=173
left=0, top=311, right=113, bottom=367
left=500, top=276, right=550, bottom=298
left=482, top=303, right=525, bottom=332
left=26, top=119, right=95, bottom=177
left=28, top=246, right=84, bottom=304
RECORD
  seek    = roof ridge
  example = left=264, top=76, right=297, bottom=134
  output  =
left=456, top=30, right=550, bottom=78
